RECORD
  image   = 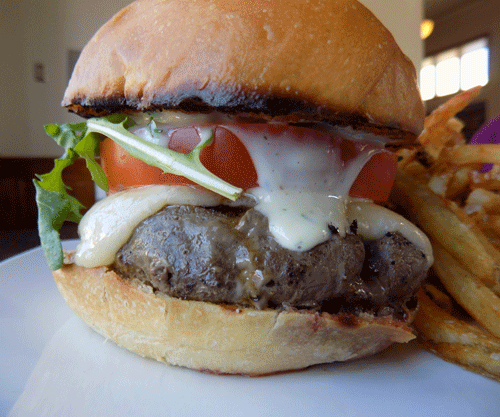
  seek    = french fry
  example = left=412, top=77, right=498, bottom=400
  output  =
left=422, top=86, right=481, bottom=133
left=442, top=144, right=500, bottom=166
left=392, top=171, right=500, bottom=287
left=446, top=167, right=471, bottom=199
left=416, top=288, right=500, bottom=350
left=402, top=160, right=428, bottom=177
left=466, top=188, right=500, bottom=213
left=447, top=117, right=465, bottom=136
left=418, top=86, right=481, bottom=156
left=428, top=173, right=451, bottom=197
left=471, top=169, right=500, bottom=191
left=438, top=194, right=500, bottom=291
left=395, top=148, right=418, bottom=168
left=481, top=216, right=500, bottom=255
left=466, top=206, right=488, bottom=225
left=425, top=342, right=500, bottom=382
left=414, top=289, right=500, bottom=382
left=474, top=223, right=500, bottom=256
left=423, top=283, right=454, bottom=313
left=432, top=241, right=500, bottom=338
left=392, top=86, right=500, bottom=380
left=420, top=126, right=452, bottom=161
left=488, top=216, right=500, bottom=237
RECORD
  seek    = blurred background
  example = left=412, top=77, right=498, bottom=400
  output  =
left=0, top=0, right=497, bottom=259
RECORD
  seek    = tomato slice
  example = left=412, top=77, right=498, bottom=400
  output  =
left=349, top=151, right=398, bottom=202
left=100, top=124, right=397, bottom=202
left=100, top=126, right=258, bottom=193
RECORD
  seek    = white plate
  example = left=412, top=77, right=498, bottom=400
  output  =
left=1, top=242, right=500, bottom=417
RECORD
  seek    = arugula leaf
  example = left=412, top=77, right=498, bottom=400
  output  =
left=35, top=114, right=243, bottom=270
left=34, top=149, right=86, bottom=270
left=85, top=117, right=242, bottom=199
left=74, top=131, right=108, bottom=191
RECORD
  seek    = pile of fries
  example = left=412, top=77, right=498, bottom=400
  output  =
left=390, top=86, right=500, bottom=381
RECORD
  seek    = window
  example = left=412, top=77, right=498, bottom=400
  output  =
left=420, top=38, right=489, bottom=101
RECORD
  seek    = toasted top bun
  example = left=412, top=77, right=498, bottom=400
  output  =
left=63, top=0, right=424, bottom=139
left=53, top=258, right=416, bottom=375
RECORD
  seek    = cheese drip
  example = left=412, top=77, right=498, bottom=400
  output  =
left=347, top=202, right=433, bottom=267
left=74, top=119, right=433, bottom=268
left=74, top=186, right=224, bottom=267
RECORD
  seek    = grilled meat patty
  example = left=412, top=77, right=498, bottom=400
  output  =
left=114, top=205, right=428, bottom=315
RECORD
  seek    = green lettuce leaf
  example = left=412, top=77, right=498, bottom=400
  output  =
left=35, top=114, right=243, bottom=270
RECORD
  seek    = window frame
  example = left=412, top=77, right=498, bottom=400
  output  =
left=420, top=37, right=489, bottom=101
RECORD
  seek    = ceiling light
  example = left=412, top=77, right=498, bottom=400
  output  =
left=420, top=19, right=435, bottom=40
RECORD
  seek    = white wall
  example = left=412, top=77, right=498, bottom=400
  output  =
left=1, top=0, right=131, bottom=158
left=2, top=0, right=423, bottom=158
left=1, top=0, right=30, bottom=157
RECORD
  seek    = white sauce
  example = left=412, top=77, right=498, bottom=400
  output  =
left=250, top=189, right=348, bottom=251
left=129, top=111, right=234, bottom=128
left=74, top=114, right=433, bottom=268
left=222, top=124, right=381, bottom=251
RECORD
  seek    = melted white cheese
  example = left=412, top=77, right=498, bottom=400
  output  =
left=74, top=185, right=224, bottom=268
left=74, top=117, right=433, bottom=268
left=347, top=202, right=433, bottom=267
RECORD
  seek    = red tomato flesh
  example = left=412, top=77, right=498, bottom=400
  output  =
left=349, top=151, right=397, bottom=202
left=100, top=126, right=258, bottom=192
left=100, top=125, right=397, bottom=203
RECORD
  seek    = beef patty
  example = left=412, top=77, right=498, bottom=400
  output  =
left=114, top=205, right=428, bottom=316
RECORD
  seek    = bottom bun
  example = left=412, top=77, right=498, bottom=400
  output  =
left=53, top=257, right=416, bottom=375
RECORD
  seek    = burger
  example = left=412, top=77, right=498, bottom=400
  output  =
left=35, top=0, right=433, bottom=375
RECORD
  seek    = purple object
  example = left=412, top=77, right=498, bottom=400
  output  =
left=469, top=114, right=500, bottom=172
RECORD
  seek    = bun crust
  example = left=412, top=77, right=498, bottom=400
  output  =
left=63, top=0, right=424, bottom=138
left=53, top=258, right=416, bottom=375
